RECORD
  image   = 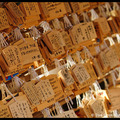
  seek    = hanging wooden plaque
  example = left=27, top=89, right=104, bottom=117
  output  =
left=70, top=2, right=90, bottom=14
left=9, top=100, right=33, bottom=118
left=19, top=2, right=41, bottom=17
left=58, top=67, right=75, bottom=87
left=21, top=81, right=41, bottom=106
left=1, top=45, right=23, bottom=74
left=0, top=101, right=12, bottom=118
left=35, top=79, right=55, bottom=102
left=69, top=22, right=97, bottom=45
left=13, top=38, right=42, bottom=65
left=0, top=8, right=10, bottom=31
left=39, top=2, right=71, bottom=20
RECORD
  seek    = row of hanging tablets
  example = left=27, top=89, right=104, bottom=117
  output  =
left=0, top=2, right=120, bottom=118
left=1, top=64, right=120, bottom=118
left=0, top=2, right=120, bottom=77
left=0, top=2, right=108, bottom=30
left=1, top=35, right=120, bottom=118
